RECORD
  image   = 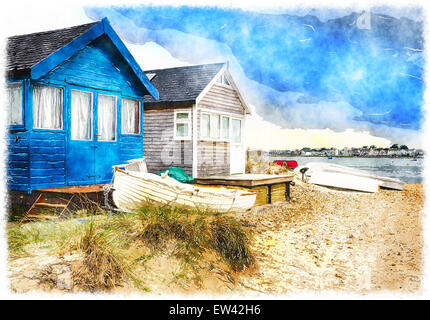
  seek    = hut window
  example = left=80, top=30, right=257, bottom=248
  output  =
left=231, top=118, right=242, bottom=144
left=7, top=83, right=23, bottom=125
left=174, top=110, right=191, bottom=140
left=201, top=112, right=226, bottom=141
left=221, top=116, right=230, bottom=140
left=98, top=94, right=117, bottom=141
left=216, top=74, right=231, bottom=87
left=33, top=85, right=63, bottom=129
left=122, top=99, right=140, bottom=134
left=201, top=113, right=210, bottom=139
left=210, top=114, right=220, bottom=140
left=71, top=90, right=92, bottom=140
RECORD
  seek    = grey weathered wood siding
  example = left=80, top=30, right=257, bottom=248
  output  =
left=143, top=107, right=193, bottom=175
left=198, top=83, right=245, bottom=115
left=196, top=82, right=245, bottom=177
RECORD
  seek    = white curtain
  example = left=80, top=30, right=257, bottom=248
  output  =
left=176, top=123, right=188, bottom=137
left=210, top=114, right=220, bottom=140
left=201, top=113, right=210, bottom=139
left=98, top=94, right=116, bottom=141
left=8, top=84, right=22, bottom=125
left=122, top=98, right=139, bottom=134
left=33, top=85, right=63, bottom=129
left=221, top=116, right=229, bottom=140
left=71, top=90, right=92, bottom=140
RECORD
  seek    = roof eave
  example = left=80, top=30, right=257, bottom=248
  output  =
left=6, top=68, right=30, bottom=80
left=101, top=18, right=159, bottom=100
left=144, top=99, right=196, bottom=107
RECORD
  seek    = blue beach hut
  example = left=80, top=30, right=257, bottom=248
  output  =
left=5, top=18, right=158, bottom=194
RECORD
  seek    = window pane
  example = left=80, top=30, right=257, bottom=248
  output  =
left=122, top=98, right=140, bottom=134
left=176, top=123, right=188, bottom=138
left=201, top=113, right=210, bottom=139
left=8, top=84, right=22, bottom=125
left=221, top=116, right=229, bottom=140
left=176, top=112, right=189, bottom=120
left=33, top=85, right=63, bottom=129
left=98, top=94, right=116, bottom=141
left=71, top=90, right=92, bottom=140
left=210, top=114, right=220, bottom=140
left=232, top=119, right=241, bottom=143
left=223, top=76, right=230, bottom=86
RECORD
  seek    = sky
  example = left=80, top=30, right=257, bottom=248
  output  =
left=0, top=0, right=427, bottom=150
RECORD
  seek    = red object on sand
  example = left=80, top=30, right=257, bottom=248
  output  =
left=273, top=160, right=298, bottom=169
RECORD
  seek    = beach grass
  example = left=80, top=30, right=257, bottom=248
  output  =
left=7, top=203, right=255, bottom=291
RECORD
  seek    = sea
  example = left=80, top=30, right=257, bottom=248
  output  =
left=265, top=156, right=425, bottom=184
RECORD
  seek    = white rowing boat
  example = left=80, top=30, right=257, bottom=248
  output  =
left=111, top=160, right=256, bottom=213
left=294, top=162, right=404, bottom=192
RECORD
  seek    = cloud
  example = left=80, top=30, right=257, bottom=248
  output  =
left=85, top=5, right=424, bottom=143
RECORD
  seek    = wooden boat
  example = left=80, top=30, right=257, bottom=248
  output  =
left=111, top=163, right=256, bottom=213
left=294, top=162, right=404, bottom=192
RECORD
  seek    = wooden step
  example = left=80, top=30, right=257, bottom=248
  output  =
left=35, top=202, right=67, bottom=208
left=20, top=193, right=75, bottom=224
left=26, top=214, right=58, bottom=220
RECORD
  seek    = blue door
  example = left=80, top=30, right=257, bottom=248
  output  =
left=67, top=88, right=96, bottom=185
left=94, top=93, right=120, bottom=183
left=67, top=88, right=120, bottom=185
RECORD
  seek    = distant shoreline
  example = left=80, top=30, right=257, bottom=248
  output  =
left=266, top=155, right=424, bottom=159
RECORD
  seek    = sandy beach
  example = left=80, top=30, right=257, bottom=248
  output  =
left=234, top=178, right=424, bottom=294
left=7, top=175, right=424, bottom=295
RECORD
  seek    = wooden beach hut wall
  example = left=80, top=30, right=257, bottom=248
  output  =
left=6, top=18, right=159, bottom=193
left=143, top=63, right=251, bottom=178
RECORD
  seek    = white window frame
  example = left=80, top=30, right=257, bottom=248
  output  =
left=70, top=89, right=93, bottom=141
left=121, top=98, right=141, bottom=135
left=216, top=73, right=232, bottom=88
left=32, top=84, right=64, bottom=130
left=199, top=110, right=240, bottom=143
left=174, top=109, right=192, bottom=140
left=7, top=81, right=23, bottom=126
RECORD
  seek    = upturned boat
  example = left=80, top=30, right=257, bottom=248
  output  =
left=111, top=160, right=257, bottom=213
left=294, top=162, right=404, bottom=192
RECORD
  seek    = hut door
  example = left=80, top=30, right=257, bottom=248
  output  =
left=94, top=94, right=120, bottom=183
left=230, top=118, right=245, bottom=174
left=67, top=89, right=96, bottom=185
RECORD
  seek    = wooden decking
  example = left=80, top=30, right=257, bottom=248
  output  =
left=194, top=174, right=294, bottom=204
left=194, top=174, right=293, bottom=187
left=35, top=184, right=106, bottom=194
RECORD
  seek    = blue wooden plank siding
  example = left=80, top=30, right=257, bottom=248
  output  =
left=6, top=131, right=30, bottom=191
left=6, top=18, right=157, bottom=193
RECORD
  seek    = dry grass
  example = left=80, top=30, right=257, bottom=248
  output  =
left=70, top=221, right=136, bottom=292
left=130, top=205, right=255, bottom=272
left=8, top=203, right=255, bottom=292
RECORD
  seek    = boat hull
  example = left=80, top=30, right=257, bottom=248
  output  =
left=295, top=162, right=404, bottom=192
left=112, top=170, right=256, bottom=213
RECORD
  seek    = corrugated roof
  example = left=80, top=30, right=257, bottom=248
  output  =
left=144, top=63, right=225, bottom=106
left=6, top=22, right=98, bottom=74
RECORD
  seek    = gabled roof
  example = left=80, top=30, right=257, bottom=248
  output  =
left=144, top=63, right=225, bottom=106
left=6, top=18, right=158, bottom=100
left=7, top=22, right=98, bottom=74
left=144, top=62, right=250, bottom=114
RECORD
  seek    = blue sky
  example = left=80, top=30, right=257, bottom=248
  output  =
left=84, top=4, right=424, bottom=148
left=1, top=1, right=425, bottom=149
